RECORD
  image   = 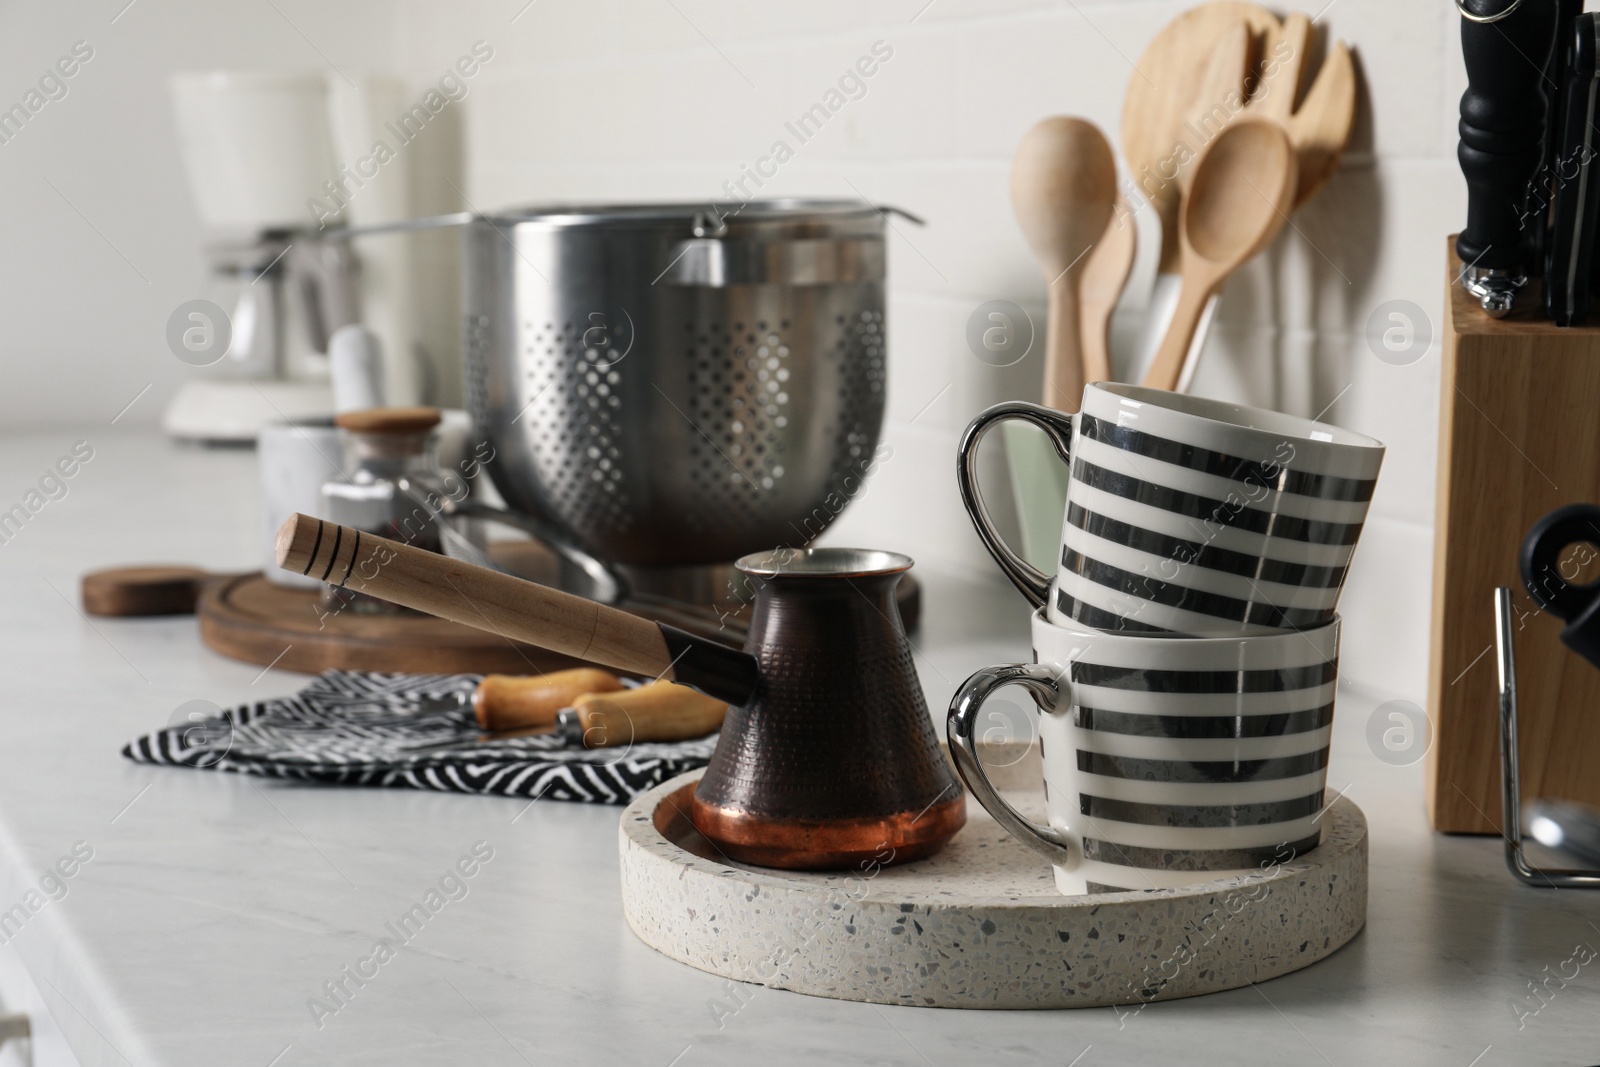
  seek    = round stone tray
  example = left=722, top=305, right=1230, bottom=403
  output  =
left=619, top=762, right=1367, bottom=1009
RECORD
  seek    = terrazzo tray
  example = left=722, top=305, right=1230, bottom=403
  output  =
left=619, top=753, right=1367, bottom=1009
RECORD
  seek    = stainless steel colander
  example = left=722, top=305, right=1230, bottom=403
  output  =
left=463, top=200, right=897, bottom=568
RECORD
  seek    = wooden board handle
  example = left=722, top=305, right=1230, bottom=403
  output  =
left=474, top=669, right=624, bottom=731
left=275, top=513, right=761, bottom=704
left=81, top=566, right=213, bottom=617
left=571, top=680, right=728, bottom=748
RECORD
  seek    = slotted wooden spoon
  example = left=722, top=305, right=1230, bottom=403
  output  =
left=1250, top=11, right=1358, bottom=207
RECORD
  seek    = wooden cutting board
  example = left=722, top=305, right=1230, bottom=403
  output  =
left=196, top=573, right=586, bottom=675
left=1428, top=238, right=1600, bottom=833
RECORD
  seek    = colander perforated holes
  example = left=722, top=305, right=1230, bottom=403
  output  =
left=477, top=267, right=887, bottom=565
left=509, top=316, right=633, bottom=535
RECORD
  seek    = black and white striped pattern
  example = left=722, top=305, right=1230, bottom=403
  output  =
left=122, top=671, right=716, bottom=805
left=1033, top=612, right=1340, bottom=893
left=1052, top=386, right=1384, bottom=636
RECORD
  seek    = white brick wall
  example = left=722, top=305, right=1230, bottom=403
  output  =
left=0, top=0, right=1467, bottom=701
left=446, top=0, right=1459, bottom=699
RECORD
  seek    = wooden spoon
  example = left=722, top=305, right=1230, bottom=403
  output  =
left=1078, top=197, right=1137, bottom=384
left=1142, top=119, right=1298, bottom=392
left=1126, top=9, right=1268, bottom=383
left=1121, top=2, right=1278, bottom=277
left=1010, top=117, right=1119, bottom=412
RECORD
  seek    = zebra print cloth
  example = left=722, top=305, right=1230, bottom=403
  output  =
left=122, top=670, right=717, bottom=805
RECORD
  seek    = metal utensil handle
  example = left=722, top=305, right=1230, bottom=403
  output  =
left=308, top=212, right=477, bottom=240
left=274, top=514, right=760, bottom=705
left=956, top=401, right=1073, bottom=608
left=947, top=662, right=1075, bottom=866
left=441, top=499, right=628, bottom=605
left=1494, top=585, right=1600, bottom=887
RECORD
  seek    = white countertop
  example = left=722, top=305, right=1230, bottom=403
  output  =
left=0, top=430, right=1596, bottom=1066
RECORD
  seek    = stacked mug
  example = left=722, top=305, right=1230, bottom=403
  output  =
left=950, top=383, right=1384, bottom=894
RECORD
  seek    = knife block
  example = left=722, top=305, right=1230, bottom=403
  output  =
left=1428, top=237, right=1600, bottom=833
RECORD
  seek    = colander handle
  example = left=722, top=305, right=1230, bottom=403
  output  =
left=275, top=514, right=761, bottom=706
left=956, top=401, right=1073, bottom=609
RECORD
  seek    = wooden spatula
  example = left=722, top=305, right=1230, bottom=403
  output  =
left=1249, top=12, right=1357, bottom=207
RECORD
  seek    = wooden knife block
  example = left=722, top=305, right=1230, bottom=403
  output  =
left=1428, top=238, right=1600, bottom=833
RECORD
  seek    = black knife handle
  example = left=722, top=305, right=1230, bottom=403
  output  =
left=1535, top=0, right=1585, bottom=264
left=1544, top=12, right=1599, bottom=325
left=1458, top=0, right=1560, bottom=273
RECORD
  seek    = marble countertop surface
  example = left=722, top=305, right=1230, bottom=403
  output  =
left=0, top=429, right=1595, bottom=1066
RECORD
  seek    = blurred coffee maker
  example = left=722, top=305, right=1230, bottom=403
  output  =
left=165, top=70, right=421, bottom=442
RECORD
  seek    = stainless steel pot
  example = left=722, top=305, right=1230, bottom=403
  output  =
left=461, top=200, right=898, bottom=568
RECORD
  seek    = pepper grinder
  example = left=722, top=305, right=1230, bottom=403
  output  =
left=1457, top=0, right=1559, bottom=316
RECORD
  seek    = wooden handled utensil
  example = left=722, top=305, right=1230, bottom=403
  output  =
left=277, top=513, right=967, bottom=872
left=473, top=668, right=624, bottom=730
left=275, top=513, right=761, bottom=706
left=1122, top=2, right=1277, bottom=278
left=476, top=669, right=728, bottom=740
left=1123, top=3, right=1357, bottom=390
left=1250, top=11, right=1357, bottom=209
left=1010, top=116, right=1119, bottom=412
left=570, top=681, right=728, bottom=746
left=1142, top=118, right=1298, bottom=392
left=411, top=678, right=729, bottom=751
left=1078, top=198, right=1137, bottom=384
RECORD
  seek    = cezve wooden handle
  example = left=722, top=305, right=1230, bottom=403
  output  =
left=275, top=514, right=761, bottom=707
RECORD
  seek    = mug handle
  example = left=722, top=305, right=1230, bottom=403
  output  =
left=956, top=401, right=1075, bottom=609
left=946, top=662, right=1076, bottom=867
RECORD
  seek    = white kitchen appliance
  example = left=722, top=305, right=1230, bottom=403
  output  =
left=165, top=70, right=422, bottom=442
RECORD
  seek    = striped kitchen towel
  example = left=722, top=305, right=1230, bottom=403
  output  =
left=121, top=670, right=717, bottom=805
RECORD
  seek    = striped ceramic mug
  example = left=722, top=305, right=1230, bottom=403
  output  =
left=947, top=609, right=1340, bottom=894
left=957, top=384, right=1385, bottom=636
